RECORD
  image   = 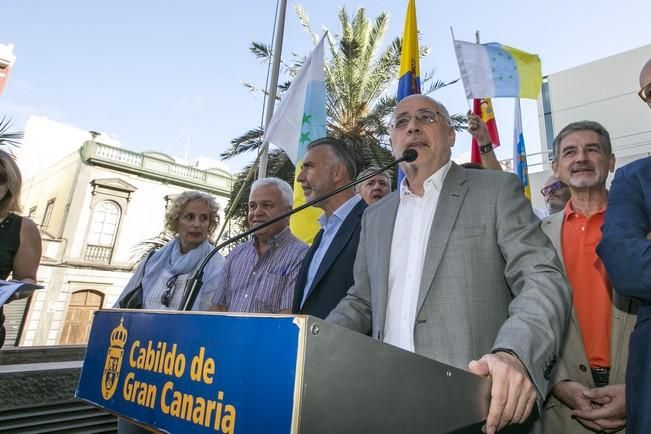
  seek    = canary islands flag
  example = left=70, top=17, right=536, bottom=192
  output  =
left=513, top=98, right=531, bottom=200
left=454, top=40, right=542, bottom=100
left=263, top=34, right=326, bottom=244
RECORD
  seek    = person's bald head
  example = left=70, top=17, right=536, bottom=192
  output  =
left=640, top=59, right=651, bottom=86
left=639, top=59, right=651, bottom=108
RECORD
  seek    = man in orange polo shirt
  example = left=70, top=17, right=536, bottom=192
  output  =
left=540, top=121, right=637, bottom=433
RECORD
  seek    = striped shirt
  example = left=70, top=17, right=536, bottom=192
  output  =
left=210, top=227, right=308, bottom=313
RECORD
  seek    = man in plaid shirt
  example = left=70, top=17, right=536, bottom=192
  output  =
left=208, top=178, right=308, bottom=313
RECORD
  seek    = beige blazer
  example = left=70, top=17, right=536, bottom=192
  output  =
left=541, top=211, right=638, bottom=434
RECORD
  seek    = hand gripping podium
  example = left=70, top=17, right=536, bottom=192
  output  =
left=76, top=310, right=490, bottom=433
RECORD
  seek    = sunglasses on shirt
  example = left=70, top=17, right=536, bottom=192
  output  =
left=160, top=275, right=179, bottom=307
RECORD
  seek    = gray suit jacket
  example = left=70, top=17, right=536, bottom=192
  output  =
left=327, top=163, right=572, bottom=403
left=540, top=211, right=637, bottom=434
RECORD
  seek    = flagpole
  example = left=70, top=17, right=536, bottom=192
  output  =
left=450, top=26, right=472, bottom=113
left=471, top=30, right=479, bottom=113
left=258, top=0, right=288, bottom=178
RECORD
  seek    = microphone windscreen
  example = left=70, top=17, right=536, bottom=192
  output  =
left=402, top=149, right=418, bottom=162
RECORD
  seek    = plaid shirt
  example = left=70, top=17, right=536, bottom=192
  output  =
left=210, top=227, right=308, bottom=313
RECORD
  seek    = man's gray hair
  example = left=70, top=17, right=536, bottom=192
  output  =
left=552, top=120, right=612, bottom=161
left=306, top=137, right=357, bottom=181
left=251, top=177, right=294, bottom=206
left=354, top=166, right=391, bottom=193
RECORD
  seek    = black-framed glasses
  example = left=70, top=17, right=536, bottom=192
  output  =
left=540, top=181, right=566, bottom=197
left=638, top=82, right=651, bottom=103
left=160, top=275, right=179, bottom=307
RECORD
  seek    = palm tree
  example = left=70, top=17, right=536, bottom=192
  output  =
left=222, top=6, right=462, bottom=225
left=0, top=117, right=23, bottom=152
left=130, top=231, right=173, bottom=265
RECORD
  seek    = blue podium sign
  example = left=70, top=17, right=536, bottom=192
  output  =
left=76, top=310, right=302, bottom=434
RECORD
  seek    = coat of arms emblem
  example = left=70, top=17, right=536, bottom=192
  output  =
left=101, top=317, right=128, bottom=400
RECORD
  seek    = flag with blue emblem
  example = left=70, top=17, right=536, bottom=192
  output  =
left=263, top=34, right=326, bottom=244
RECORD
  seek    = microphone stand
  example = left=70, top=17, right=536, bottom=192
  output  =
left=179, top=149, right=418, bottom=311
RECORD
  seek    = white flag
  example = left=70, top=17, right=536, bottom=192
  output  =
left=263, top=34, right=326, bottom=165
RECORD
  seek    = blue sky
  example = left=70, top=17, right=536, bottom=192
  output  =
left=1, top=0, right=649, bottom=174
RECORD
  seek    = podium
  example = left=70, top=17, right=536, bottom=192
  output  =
left=76, top=310, right=490, bottom=433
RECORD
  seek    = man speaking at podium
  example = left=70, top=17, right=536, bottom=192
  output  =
left=327, top=95, right=571, bottom=434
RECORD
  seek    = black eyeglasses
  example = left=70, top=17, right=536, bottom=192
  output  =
left=160, top=275, right=179, bottom=307
left=540, top=181, right=566, bottom=197
left=639, top=82, right=651, bottom=103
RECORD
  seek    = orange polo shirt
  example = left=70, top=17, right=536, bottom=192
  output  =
left=562, top=201, right=612, bottom=368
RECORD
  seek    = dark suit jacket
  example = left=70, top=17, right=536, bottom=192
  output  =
left=598, top=156, right=651, bottom=433
left=292, top=198, right=367, bottom=319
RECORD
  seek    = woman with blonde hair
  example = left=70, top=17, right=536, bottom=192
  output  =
left=0, top=149, right=42, bottom=347
left=115, top=190, right=224, bottom=311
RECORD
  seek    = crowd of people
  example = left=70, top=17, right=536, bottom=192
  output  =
left=2, top=57, right=651, bottom=433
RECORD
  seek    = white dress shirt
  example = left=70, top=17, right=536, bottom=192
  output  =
left=384, top=161, right=451, bottom=352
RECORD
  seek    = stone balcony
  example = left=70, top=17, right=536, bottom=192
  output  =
left=80, top=140, right=232, bottom=195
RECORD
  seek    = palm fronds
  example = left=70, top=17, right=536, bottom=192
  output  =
left=0, top=117, right=23, bottom=150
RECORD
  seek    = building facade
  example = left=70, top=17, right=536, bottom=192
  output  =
left=7, top=127, right=232, bottom=347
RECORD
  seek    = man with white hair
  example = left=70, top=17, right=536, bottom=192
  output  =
left=355, top=167, right=391, bottom=205
left=209, top=177, right=308, bottom=313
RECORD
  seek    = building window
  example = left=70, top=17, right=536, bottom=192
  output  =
left=59, top=290, right=104, bottom=344
left=84, top=200, right=121, bottom=263
left=42, top=198, right=55, bottom=230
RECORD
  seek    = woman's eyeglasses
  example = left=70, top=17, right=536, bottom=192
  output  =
left=160, top=275, right=179, bottom=307
left=540, top=181, right=566, bottom=197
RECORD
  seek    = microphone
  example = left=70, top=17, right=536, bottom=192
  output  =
left=179, top=149, right=418, bottom=310
left=401, top=148, right=418, bottom=163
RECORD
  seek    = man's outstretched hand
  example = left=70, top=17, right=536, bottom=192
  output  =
left=468, top=352, right=537, bottom=434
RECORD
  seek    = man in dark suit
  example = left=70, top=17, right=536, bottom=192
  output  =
left=597, top=58, right=651, bottom=433
left=292, top=137, right=366, bottom=319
